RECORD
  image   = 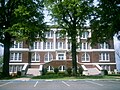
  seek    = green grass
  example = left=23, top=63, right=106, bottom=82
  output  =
left=32, top=74, right=120, bottom=80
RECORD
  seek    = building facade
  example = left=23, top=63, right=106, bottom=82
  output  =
left=9, top=28, right=116, bottom=75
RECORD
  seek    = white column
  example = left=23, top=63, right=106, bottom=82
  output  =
left=66, top=37, right=68, bottom=50
left=41, top=42, right=43, bottom=50
left=53, top=30, right=56, bottom=50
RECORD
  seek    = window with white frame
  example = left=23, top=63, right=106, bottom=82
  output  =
left=43, top=42, right=53, bottom=49
left=31, top=41, right=41, bottom=49
left=12, top=41, right=23, bottom=48
left=9, top=65, right=23, bottom=72
left=81, top=31, right=89, bottom=39
left=58, top=53, right=65, bottom=60
left=44, top=52, right=53, bottom=62
left=81, top=53, right=90, bottom=62
left=99, top=53, right=110, bottom=61
left=31, top=53, right=40, bottom=62
left=100, top=42, right=109, bottom=49
left=45, top=31, right=54, bottom=38
left=47, top=66, right=54, bottom=71
left=56, top=42, right=64, bottom=49
left=10, top=53, right=22, bottom=61
left=80, top=42, right=89, bottom=50
left=59, top=65, right=66, bottom=71
left=68, top=42, right=71, bottom=49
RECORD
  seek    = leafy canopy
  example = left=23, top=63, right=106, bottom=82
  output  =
left=45, top=0, right=93, bottom=37
left=90, top=0, right=120, bottom=44
left=0, top=0, right=47, bottom=44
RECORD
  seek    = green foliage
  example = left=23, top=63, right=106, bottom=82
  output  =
left=90, top=0, right=120, bottom=44
left=66, top=68, right=72, bottom=76
left=0, top=56, right=3, bottom=65
left=78, top=67, right=83, bottom=76
left=46, top=71, right=55, bottom=75
left=58, top=71, right=66, bottom=76
left=102, top=70, right=108, bottom=75
left=42, top=68, right=48, bottom=75
left=44, top=0, right=93, bottom=76
left=54, top=68, right=59, bottom=74
left=17, top=71, right=21, bottom=77
left=32, top=74, right=64, bottom=79
left=0, top=0, right=47, bottom=77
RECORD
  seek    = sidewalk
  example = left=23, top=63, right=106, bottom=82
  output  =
left=14, top=77, right=31, bottom=81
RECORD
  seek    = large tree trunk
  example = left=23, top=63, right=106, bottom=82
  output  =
left=2, top=32, right=11, bottom=77
left=71, top=37, right=77, bottom=76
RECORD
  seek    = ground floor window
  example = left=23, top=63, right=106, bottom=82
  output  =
left=59, top=65, right=66, bottom=71
left=100, top=65, right=111, bottom=71
left=47, top=66, right=54, bottom=72
left=9, top=65, right=23, bottom=73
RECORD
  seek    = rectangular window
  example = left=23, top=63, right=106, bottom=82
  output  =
left=32, top=42, right=41, bottom=49
left=12, top=41, right=23, bottom=48
left=100, top=42, right=109, bottom=49
left=43, top=42, right=53, bottom=49
left=10, top=53, right=22, bottom=61
left=58, top=54, right=64, bottom=60
left=45, top=31, right=53, bottom=38
left=57, top=42, right=64, bottom=49
left=99, top=53, right=110, bottom=62
left=81, top=42, right=89, bottom=50
left=81, top=31, right=89, bottom=39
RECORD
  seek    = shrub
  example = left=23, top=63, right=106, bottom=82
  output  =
left=78, top=67, right=83, bottom=76
left=103, top=70, right=108, bottom=75
left=58, top=71, right=66, bottom=76
left=54, top=68, right=59, bottom=74
left=42, top=68, right=47, bottom=75
left=66, top=68, right=72, bottom=76
left=17, top=71, right=21, bottom=77
left=46, top=71, right=55, bottom=75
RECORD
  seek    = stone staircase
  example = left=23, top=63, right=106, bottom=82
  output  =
left=26, top=68, right=40, bottom=76
left=87, top=68, right=101, bottom=75
left=84, top=65, right=101, bottom=75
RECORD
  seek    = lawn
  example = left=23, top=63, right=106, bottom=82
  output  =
left=32, top=74, right=120, bottom=80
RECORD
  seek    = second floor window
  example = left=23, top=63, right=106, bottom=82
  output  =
left=31, top=53, right=40, bottom=62
left=81, top=53, right=90, bottom=62
left=10, top=52, right=22, bottom=61
left=99, top=53, right=110, bottom=61
left=44, top=53, right=53, bottom=62
left=58, top=54, right=65, bottom=60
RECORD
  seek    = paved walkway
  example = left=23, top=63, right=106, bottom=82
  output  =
left=14, top=77, right=31, bottom=81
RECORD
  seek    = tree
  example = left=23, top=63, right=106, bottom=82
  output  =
left=90, top=0, right=120, bottom=44
left=0, top=0, right=47, bottom=77
left=44, top=0, right=93, bottom=75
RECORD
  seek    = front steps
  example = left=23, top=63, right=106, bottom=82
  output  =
left=87, top=68, right=101, bottom=75
left=83, top=65, right=101, bottom=75
left=26, top=68, right=40, bottom=76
